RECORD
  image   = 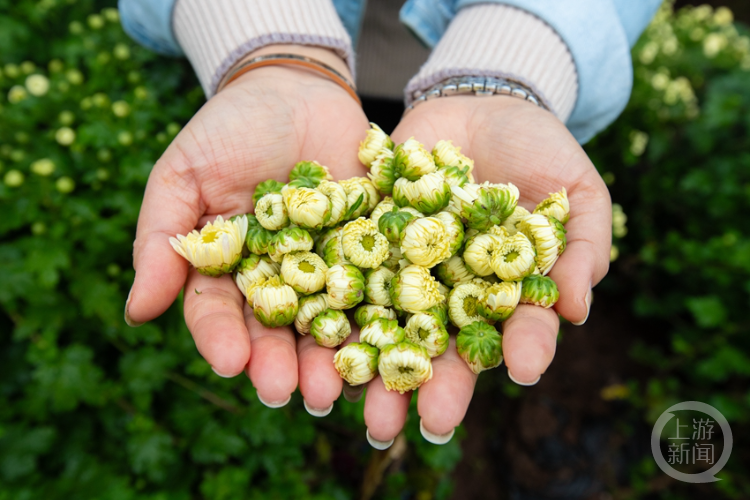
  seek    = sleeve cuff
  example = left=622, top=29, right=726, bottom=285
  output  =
left=405, top=4, right=578, bottom=122
left=173, top=0, right=355, bottom=97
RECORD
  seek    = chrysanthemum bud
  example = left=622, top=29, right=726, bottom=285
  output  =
left=450, top=182, right=519, bottom=230
left=438, top=165, right=470, bottom=188
left=170, top=215, right=248, bottom=277
left=310, top=309, right=351, bottom=347
left=252, top=276, right=299, bottom=328
left=426, top=302, right=450, bottom=327
left=463, top=232, right=503, bottom=277
left=518, top=214, right=564, bottom=275
left=400, top=217, right=451, bottom=268
left=360, top=318, right=405, bottom=349
left=432, top=139, right=474, bottom=171
left=359, top=123, right=394, bottom=167
left=356, top=177, right=381, bottom=213
left=404, top=312, right=449, bottom=358
left=378, top=207, right=415, bottom=244
left=339, top=178, right=370, bottom=220
left=326, top=264, right=365, bottom=309
left=389, top=264, right=444, bottom=313
left=400, top=172, right=452, bottom=215
left=456, top=321, right=503, bottom=374
left=244, top=214, right=275, bottom=254
left=342, top=218, right=389, bottom=269
left=321, top=227, right=351, bottom=267
left=316, top=180, right=348, bottom=227
left=478, top=282, right=522, bottom=322
left=289, top=160, right=332, bottom=187
left=268, top=227, right=314, bottom=263
left=364, top=266, right=395, bottom=306
left=448, top=279, right=492, bottom=328
left=534, top=187, right=570, bottom=224
left=520, top=275, right=560, bottom=308
left=295, top=293, right=329, bottom=334
left=235, top=254, right=280, bottom=297
left=281, top=185, right=332, bottom=230
left=399, top=206, right=424, bottom=219
left=393, top=137, right=437, bottom=181
left=354, top=304, right=398, bottom=327
left=252, top=180, right=286, bottom=208
left=500, top=205, right=530, bottom=235
left=255, top=193, right=289, bottom=231
left=436, top=255, right=477, bottom=287
left=433, top=211, right=465, bottom=256
left=368, top=148, right=398, bottom=195
left=380, top=244, right=403, bottom=272
left=370, top=197, right=396, bottom=228
left=281, top=251, right=328, bottom=294
left=379, top=342, right=433, bottom=393
left=551, top=216, right=567, bottom=255
left=334, top=343, right=379, bottom=386
left=490, top=232, right=536, bottom=281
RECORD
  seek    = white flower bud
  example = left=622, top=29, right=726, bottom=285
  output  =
left=358, top=123, right=394, bottom=167
left=490, top=232, right=536, bottom=281
left=478, top=282, right=522, bottom=322
left=501, top=205, right=531, bottom=235
left=370, top=197, right=396, bottom=228
left=394, top=137, right=437, bottom=181
left=334, top=343, right=379, bottom=386
left=354, top=304, right=398, bottom=327
left=310, top=309, right=351, bottom=347
left=462, top=232, right=503, bottom=277
left=360, top=318, right=405, bottom=349
left=435, top=255, right=477, bottom=287
left=253, top=276, right=299, bottom=328
left=404, top=312, right=449, bottom=358
left=268, top=227, right=314, bottom=263
left=432, top=139, right=474, bottom=171
left=235, top=254, right=280, bottom=297
left=364, top=267, right=395, bottom=306
left=316, top=180, right=348, bottom=227
left=255, top=193, right=289, bottom=230
left=432, top=210, right=465, bottom=256
left=342, top=218, right=389, bottom=269
left=378, top=342, right=433, bottom=393
left=389, top=265, right=444, bottom=313
left=282, top=185, right=332, bottom=230
left=518, top=214, right=564, bottom=275
left=281, top=251, right=328, bottom=294
left=339, top=178, right=370, bottom=220
left=534, top=187, right=570, bottom=224
left=295, top=293, right=329, bottom=334
left=400, top=217, right=451, bottom=268
left=170, top=215, right=248, bottom=277
left=448, top=279, right=492, bottom=328
left=326, top=264, right=365, bottom=309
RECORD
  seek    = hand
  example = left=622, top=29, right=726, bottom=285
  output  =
left=364, top=96, right=611, bottom=444
left=125, top=46, right=370, bottom=410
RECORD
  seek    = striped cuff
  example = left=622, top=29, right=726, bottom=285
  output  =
left=405, top=4, right=578, bottom=122
left=173, top=0, right=354, bottom=97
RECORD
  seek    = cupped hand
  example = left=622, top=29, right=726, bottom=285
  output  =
left=126, top=46, right=369, bottom=410
left=364, top=96, right=612, bottom=445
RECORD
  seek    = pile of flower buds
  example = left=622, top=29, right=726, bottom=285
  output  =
left=170, top=123, right=569, bottom=394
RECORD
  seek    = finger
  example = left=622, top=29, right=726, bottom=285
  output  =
left=549, top=183, right=611, bottom=325
left=127, top=154, right=202, bottom=325
left=502, top=304, right=559, bottom=384
left=364, top=375, right=411, bottom=444
left=297, top=334, right=342, bottom=416
left=184, top=270, right=251, bottom=377
left=244, top=306, right=298, bottom=406
left=417, top=337, right=477, bottom=439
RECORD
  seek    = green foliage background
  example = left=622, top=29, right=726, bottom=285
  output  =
left=0, top=0, right=748, bottom=498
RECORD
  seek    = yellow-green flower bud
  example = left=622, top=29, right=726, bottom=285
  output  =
left=433, top=210, right=465, bottom=256
left=356, top=176, right=381, bottom=213
left=339, top=178, right=370, bottom=220
left=436, top=255, right=477, bottom=287
left=534, top=187, right=570, bottom=224
left=432, top=139, right=474, bottom=171
left=364, top=266, right=395, bottom=306
left=392, top=177, right=411, bottom=208
left=393, top=137, right=437, bottom=181
left=404, top=312, right=449, bottom=358
left=252, top=179, right=285, bottom=208
left=334, top=343, right=379, bottom=386
left=282, top=185, right=332, bottom=230
left=438, top=165, right=471, bottom=188
left=316, top=180, right=348, bottom=227
left=310, top=309, right=351, bottom=347
left=403, top=171, right=452, bottom=215
left=316, top=226, right=341, bottom=256
left=378, top=342, right=433, bottom=393
left=451, top=182, right=519, bottom=230
left=255, top=192, right=289, bottom=231
left=456, top=321, right=503, bottom=374
left=478, top=282, right=522, bottom=322
left=501, top=205, right=530, bottom=235
left=295, top=293, right=329, bottom=334
left=368, top=148, right=398, bottom=195
left=268, top=227, right=314, bottom=263
left=252, top=276, right=299, bottom=328
left=169, top=215, right=248, bottom=277
left=235, top=254, right=280, bottom=297
left=426, top=302, right=450, bottom=327
left=381, top=244, right=403, bottom=272
left=518, top=214, right=564, bottom=275
left=389, top=264, right=444, bottom=313
left=281, top=251, right=328, bottom=294
left=359, top=123, right=394, bottom=167
left=289, top=160, right=332, bottom=187
left=244, top=214, right=275, bottom=255
left=520, top=275, right=560, bottom=308
left=378, top=207, right=415, bottom=244
left=354, top=304, right=398, bottom=327
left=490, top=232, right=536, bottom=281
left=360, top=318, right=405, bottom=349
left=370, top=197, right=395, bottom=228
left=551, top=216, right=567, bottom=255
left=463, top=232, right=503, bottom=277
left=448, top=279, right=492, bottom=328
left=322, top=227, right=351, bottom=267
left=326, top=264, right=365, bottom=309
left=342, top=217, right=390, bottom=269
left=400, top=216, right=451, bottom=268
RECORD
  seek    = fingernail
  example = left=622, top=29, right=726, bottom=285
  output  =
left=124, top=286, right=144, bottom=328
left=257, top=393, right=291, bottom=409
left=342, top=383, right=364, bottom=403
left=366, top=429, right=394, bottom=450
left=419, top=418, right=455, bottom=445
left=303, top=399, right=334, bottom=417
left=572, top=287, right=592, bottom=326
left=211, top=366, right=235, bottom=378
left=508, top=370, right=541, bottom=386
